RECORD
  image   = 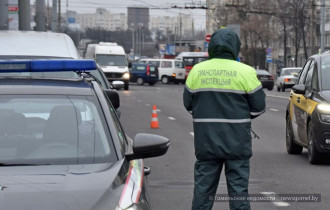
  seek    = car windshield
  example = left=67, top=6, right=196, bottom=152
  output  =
left=321, top=56, right=330, bottom=90
left=256, top=70, right=270, bottom=75
left=0, top=95, right=116, bottom=165
left=95, top=54, right=127, bottom=66
left=282, top=68, right=300, bottom=76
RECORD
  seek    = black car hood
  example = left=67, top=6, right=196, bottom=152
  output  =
left=0, top=162, right=124, bottom=210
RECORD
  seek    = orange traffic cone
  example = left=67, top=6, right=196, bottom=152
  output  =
left=150, top=105, right=159, bottom=129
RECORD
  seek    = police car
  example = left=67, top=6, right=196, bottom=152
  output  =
left=286, top=53, right=330, bottom=164
left=0, top=59, right=170, bottom=209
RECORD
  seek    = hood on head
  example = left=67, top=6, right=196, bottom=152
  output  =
left=208, top=28, right=241, bottom=60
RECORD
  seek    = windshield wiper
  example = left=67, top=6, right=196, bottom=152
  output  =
left=0, top=163, right=50, bottom=166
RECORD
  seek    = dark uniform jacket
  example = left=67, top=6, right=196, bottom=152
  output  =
left=183, top=29, right=266, bottom=160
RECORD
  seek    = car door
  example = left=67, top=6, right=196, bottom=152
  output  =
left=290, top=60, right=311, bottom=143
left=291, top=60, right=315, bottom=144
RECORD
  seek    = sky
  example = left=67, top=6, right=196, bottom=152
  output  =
left=41, top=0, right=207, bottom=31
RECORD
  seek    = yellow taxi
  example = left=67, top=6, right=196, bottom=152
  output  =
left=286, top=53, right=330, bottom=164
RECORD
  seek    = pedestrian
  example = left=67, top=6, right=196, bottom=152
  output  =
left=183, top=28, right=266, bottom=210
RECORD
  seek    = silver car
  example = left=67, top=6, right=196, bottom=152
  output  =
left=276, top=67, right=302, bottom=92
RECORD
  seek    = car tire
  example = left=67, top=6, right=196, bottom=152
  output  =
left=277, top=85, right=280, bottom=92
left=281, top=84, right=285, bottom=92
left=124, top=82, right=129, bottom=90
left=286, top=114, right=303, bottom=154
left=308, top=122, right=322, bottom=164
left=148, top=82, right=155, bottom=86
left=161, top=76, right=169, bottom=84
left=267, top=86, right=273, bottom=91
left=137, top=77, right=144, bottom=85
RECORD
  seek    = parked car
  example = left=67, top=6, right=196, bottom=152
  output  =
left=256, top=69, right=274, bottom=90
left=129, top=63, right=159, bottom=85
left=276, top=67, right=302, bottom=92
left=286, top=53, right=330, bottom=164
left=0, top=59, right=170, bottom=210
left=138, top=58, right=186, bottom=84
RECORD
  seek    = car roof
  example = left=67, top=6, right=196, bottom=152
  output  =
left=0, top=78, right=94, bottom=95
left=0, top=31, right=80, bottom=59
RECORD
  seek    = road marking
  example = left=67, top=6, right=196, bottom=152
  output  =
left=190, top=132, right=194, bottom=137
left=145, top=103, right=150, bottom=106
left=269, top=108, right=279, bottom=112
left=168, top=117, right=176, bottom=120
left=261, top=192, right=290, bottom=207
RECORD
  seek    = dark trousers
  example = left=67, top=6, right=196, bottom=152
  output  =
left=192, top=159, right=250, bottom=210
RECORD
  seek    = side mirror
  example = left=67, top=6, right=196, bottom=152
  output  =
left=126, top=133, right=170, bottom=161
left=111, top=81, right=124, bottom=90
left=292, top=84, right=306, bottom=94
left=104, top=89, right=120, bottom=109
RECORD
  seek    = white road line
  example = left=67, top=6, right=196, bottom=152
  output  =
left=269, top=108, right=279, bottom=112
left=145, top=104, right=150, bottom=106
left=190, top=132, right=194, bottom=137
left=260, top=192, right=290, bottom=207
left=168, top=117, right=176, bottom=120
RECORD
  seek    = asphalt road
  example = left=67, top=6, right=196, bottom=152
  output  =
left=118, top=84, right=330, bottom=210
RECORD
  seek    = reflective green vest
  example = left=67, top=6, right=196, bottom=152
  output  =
left=183, top=58, right=266, bottom=160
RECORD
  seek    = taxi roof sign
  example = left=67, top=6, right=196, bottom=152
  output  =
left=0, top=60, right=96, bottom=73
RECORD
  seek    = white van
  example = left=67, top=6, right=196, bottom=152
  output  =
left=138, top=58, right=186, bottom=84
left=85, top=42, right=130, bottom=90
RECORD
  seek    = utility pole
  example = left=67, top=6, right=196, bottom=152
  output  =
left=35, top=0, right=46, bottom=31
left=310, top=0, right=315, bottom=55
left=51, top=0, right=57, bottom=31
left=58, top=0, right=61, bottom=32
left=320, top=0, right=325, bottom=53
left=18, top=0, right=31, bottom=30
left=0, top=0, right=8, bottom=30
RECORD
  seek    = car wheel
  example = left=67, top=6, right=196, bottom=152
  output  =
left=267, top=86, right=273, bottom=91
left=308, top=122, right=322, bottom=164
left=286, top=114, right=303, bottom=154
left=281, top=84, right=285, bottom=92
left=277, top=85, right=280, bottom=92
left=161, top=76, right=169, bottom=84
left=137, top=77, right=144, bottom=85
left=148, top=82, right=155, bottom=86
left=124, top=82, right=129, bottom=90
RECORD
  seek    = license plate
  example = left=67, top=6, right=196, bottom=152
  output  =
left=259, top=76, right=268, bottom=80
left=150, top=74, right=156, bottom=77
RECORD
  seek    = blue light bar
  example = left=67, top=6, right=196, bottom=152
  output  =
left=0, top=59, right=97, bottom=73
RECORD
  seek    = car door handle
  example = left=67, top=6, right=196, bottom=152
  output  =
left=296, top=97, right=300, bottom=103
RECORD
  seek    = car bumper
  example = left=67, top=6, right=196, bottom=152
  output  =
left=261, top=81, right=274, bottom=88
left=312, top=113, right=330, bottom=153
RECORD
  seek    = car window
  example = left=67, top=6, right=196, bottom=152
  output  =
left=149, top=65, right=157, bottom=72
left=298, top=60, right=312, bottom=84
left=305, top=61, right=316, bottom=93
left=161, top=61, right=172, bottom=68
left=175, top=61, right=184, bottom=68
left=0, top=95, right=116, bottom=165
left=321, top=56, right=330, bottom=90
left=135, top=65, right=146, bottom=71
left=149, top=61, right=160, bottom=67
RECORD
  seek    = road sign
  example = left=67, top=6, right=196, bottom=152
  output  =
left=266, top=53, right=272, bottom=63
left=205, top=34, right=211, bottom=42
